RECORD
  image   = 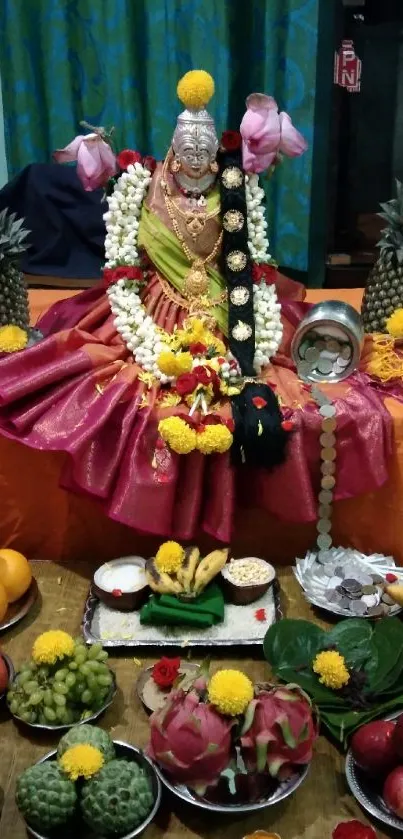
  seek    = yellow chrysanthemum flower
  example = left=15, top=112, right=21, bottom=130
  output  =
left=386, top=308, right=403, bottom=339
left=0, top=325, right=28, bottom=353
left=155, top=540, right=185, bottom=574
left=312, top=650, right=350, bottom=690
left=177, top=70, right=215, bottom=110
left=157, top=351, right=192, bottom=377
left=32, top=630, right=75, bottom=665
left=196, top=424, right=233, bottom=455
left=208, top=669, right=254, bottom=716
left=158, top=416, right=196, bottom=454
left=59, top=744, right=104, bottom=780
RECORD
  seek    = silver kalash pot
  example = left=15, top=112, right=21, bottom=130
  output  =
left=290, top=300, right=364, bottom=383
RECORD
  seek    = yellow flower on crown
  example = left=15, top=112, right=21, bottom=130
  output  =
left=59, top=744, right=104, bottom=781
left=155, top=541, right=185, bottom=574
left=312, top=650, right=350, bottom=690
left=177, top=70, right=215, bottom=110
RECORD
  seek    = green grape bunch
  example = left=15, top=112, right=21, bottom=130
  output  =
left=7, top=640, right=114, bottom=726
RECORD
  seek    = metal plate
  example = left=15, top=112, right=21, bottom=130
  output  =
left=82, top=580, right=283, bottom=648
left=345, top=712, right=403, bottom=832
left=0, top=578, right=39, bottom=633
left=154, top=762, right=309, bottom=813
left=136, top=663, right=200, bottom=714
left=23, top=741, right=162, bottom=839
left=0, top=653, right=15, bottom=700
left=10, top=671, right=116, bottom=731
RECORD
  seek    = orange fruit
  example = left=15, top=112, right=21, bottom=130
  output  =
left=0, top=582, right=8, bottom=622
left=0, top=549, right=32, bottom=603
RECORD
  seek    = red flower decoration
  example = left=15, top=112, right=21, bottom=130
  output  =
left=176, top=372, right=198, bottom=397
left=193, top=365, right=219, bottom=387
left=252, top=396, right=267, bottom=410
left=386, top=573, right=398, bottom=583
left=255, top=608, right=266, bottom=622
left=112, top=589, right=122, bottom=597
left=143, top=155, right=157, bottom=174
left=221, top=130, right=242, bottom=151
left=152, top=657, right=181, bottom=689
left=225, top=418, right=235, bottom=433
left=103, top=265, right=143, bottom=288
left=333, top=821, right=377, bottom=839
left=252, top=263, right=277, bottom=285
left=281, top=419, right=294, bottom=432
left=189, top=342, right=207, bottom=356
left=117, top=149, right=143, bottom=170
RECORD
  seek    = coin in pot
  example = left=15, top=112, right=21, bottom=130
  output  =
left=321, top=461, right=336, bottom=476
left=341, top=345, right=352, bottom=360
left=298, top=340, right=311, bottom=359
left=321, top=417, right=337, bottom=432
left=306, top=346, right=320, bottom=362
left=321, top=475, right=336, bottom=490
left=319, top=490, right=333, bottom=505
left=317, top=533, right=332, bottom=550
left=326, top=339, right=341, bottom=354
left=350, top=600, right=367, bottom=616
left=317, top=358, right=333, bottom=376
left=319, top=404, right=336, bottom=418
left=335, top=356, right=350, bottom=369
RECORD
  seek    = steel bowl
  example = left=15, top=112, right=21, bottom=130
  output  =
left=21, top=741, right=162, bottom=839
left=291, top=300, right=364, bottom=383
left=9, top=670, right=116, bottom=731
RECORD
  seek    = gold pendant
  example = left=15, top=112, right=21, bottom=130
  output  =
left=185, top=213, right=206, bottom=239
left=183, top=260, right=209, bottom=299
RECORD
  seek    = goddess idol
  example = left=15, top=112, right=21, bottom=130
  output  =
left=0, top=72, right=392, bottom=543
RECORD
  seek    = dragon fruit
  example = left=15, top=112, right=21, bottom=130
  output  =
left=147, top=688, right=234, bottom=793
left=240, top=684, right=318, bottom=778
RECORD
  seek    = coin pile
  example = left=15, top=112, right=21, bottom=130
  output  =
left=315, top=401, right=337, bottom=554
left=297, top=332, right=353, bottom=381
left=315, top=552, right=396, bottom=617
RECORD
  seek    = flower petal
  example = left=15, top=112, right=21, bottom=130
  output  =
left=53, top=134, right=87, bottom=163
left=279, top=112, right=308, bottom=157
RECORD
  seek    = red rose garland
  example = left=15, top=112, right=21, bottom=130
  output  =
left=152, top=657, right=181, bottom=688
left=103, top=265, right=143, bottom=288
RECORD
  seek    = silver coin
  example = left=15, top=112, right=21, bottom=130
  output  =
left=361, top=594, right=378, bottom=608
left=325, top=590, right=342, bottom=604
left=317, top=533, right=332, bottom=550
left=382, top=593, right=395, bottom=605
left=327, top=576, right=344, bottom=588
left=340, top=345, right=352, bottom=361
left=339, top=596, right=351, bottom=610
left=318, top=489, right=333, bottom=505
left=319, top=404, right=336, bottom=418
left=350, top=600, right=367, bottom=615
left=320, top=432, right=336, bottom=447
left=326, top=339, right=341, bottom=354
left=343, top=578, right=362, bottom=590
left=334, top=565, right=345, bottom=578
left=355, top=574, right=374, bottom=587
left=368, top=604, right=384, bottom=617
left=317, top=519, right=332, bottom=534
left=362, top=584, right=376, bottom=595
left=317, top=358, right=333, bottom=376
left=311, top=386, right=330, bottom=407
left=321, top=461, right=336, bottom=476
left=305, top=346, right=320, bottom=362
left=336, top=355, right=350, bottom=369
left=318, top=503, right=332, bottom=518
left=315, top=339, right=326, bottom=352
left=298, top=339, right=311, bottom=360
left=317, top=550, right=333, bottom=564
left=332, top=361, right=346, bottom=376
left=323, top=565, right=337, bottom=578
left=371, top=574, right=385, bottom=585
left=320, top=349, right=339, bottom=361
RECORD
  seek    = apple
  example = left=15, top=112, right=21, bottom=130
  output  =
left=384, top=765, right=403, bottom=817
left=0, top=653, right=9, bottom=694
left=351, top=721, right=398, bottom=777
left=392, top=714, right=403, bottom=758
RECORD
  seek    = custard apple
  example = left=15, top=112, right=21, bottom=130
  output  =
left=16, top=762, right=77, bottom=831
left=57, top=723, right=116, bottom=762
left=81, top=759, right=154, bottom=835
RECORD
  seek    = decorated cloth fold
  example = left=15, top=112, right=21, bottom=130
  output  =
left=140, top=583, right=225, bottom=628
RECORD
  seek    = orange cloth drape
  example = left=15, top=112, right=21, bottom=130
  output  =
left=1, top=287, right=402, bottom=565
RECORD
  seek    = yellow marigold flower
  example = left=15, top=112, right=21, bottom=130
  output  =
left=32, top=630, right=75, bottom=665
left=157, top=351, right=192, bottom=377
left=155, top=540, right=185, bottom=574
left=312, top=650, right=350, bottom=690
left=158, top=392, right=182, bottom=408
left=0, top=325, right=28, bottom=353
left=175, top=352, right=193, bottom=374
left=177, top=70, right=215, bottom=110
left=208, top=669, right=254, bottom=716
left=158, top=416, right=196, bottom=454
left=196, top=424, right=233, bottom=455
left=386, top=308, right=403, bottom=339
left=59, top=744, right=104, bottom=781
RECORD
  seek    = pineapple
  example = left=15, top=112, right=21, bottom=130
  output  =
left=0, top=208, right=30, bottom=329
left=361, top=180, right=403, bottom=333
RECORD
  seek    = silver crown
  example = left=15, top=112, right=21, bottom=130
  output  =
left=172, top=108, right=219, bottom=157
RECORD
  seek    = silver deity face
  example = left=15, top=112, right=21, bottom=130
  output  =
left=172, top=108, right=219, bottom=193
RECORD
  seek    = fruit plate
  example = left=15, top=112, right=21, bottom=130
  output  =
left=9, top=670, right=117, bottom=731
left=0, top=653, right=15, bottom=700
left=294, top=548, right=403, bottom=619
left=0, top=578, right=39, bottom=632
left=82, top=579, right=282, bottom=648
left=154, top=762, right=309, bottom=813
left=22, top=741, right=162, bottom=839
left=345, top=712, right=403, bottom=832
left=136, top=662, right=200, bottom=714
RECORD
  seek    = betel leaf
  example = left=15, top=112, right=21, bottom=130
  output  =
left=326, top=620, right=373, bottom=669
left=363, top=617, right=403, bottom=694
left=322, top=695, right=403, bottom=746
left=263, top=620, right=324, bottom=672
left=274, top=666, right=345, bottom=707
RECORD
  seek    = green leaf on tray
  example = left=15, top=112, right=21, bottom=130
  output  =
left=264, top=617, right=403, bottom=747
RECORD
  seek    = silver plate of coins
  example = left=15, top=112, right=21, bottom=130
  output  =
left=291, top=301, right=364, bottom=383
left=294, top=548, right=403, bottom=619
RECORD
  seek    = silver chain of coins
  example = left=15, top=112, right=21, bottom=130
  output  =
left=311, top=386, right=337, bottom=556
left=298, top=332, right=352, bottom=380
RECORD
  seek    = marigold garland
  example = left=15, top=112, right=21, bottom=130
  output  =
left=155, top=541, right=185, bottom=574
left=207, top=669, right=254, bottom=716
left=59, top=744, right=104, bottom=780
left=158, top=416, right=197, bottom=454
left=196, top=424, right=233, bottom=454
left=0, top=325, right=28, bottom=353
left=157, top=351, right=193, bottom=377
left=386, top=307, right=403, bottom=339
left=32, top=630, right=75, bottom=665
left=312, top=650, right=350, bottom=690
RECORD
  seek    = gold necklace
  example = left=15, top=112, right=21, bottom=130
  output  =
left=161, top=153, right=223, bottom=301
left=161, top=152, right=220, bottom=241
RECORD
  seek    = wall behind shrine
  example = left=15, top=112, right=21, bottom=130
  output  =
left=0, top=77, right=7, bottom=187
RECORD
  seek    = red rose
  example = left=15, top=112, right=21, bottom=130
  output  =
left=152, top=657, right=181, bottom=689
left=117, top=149, right=142, bottom=170
left=176, top=372, right=197, bottom=397
left=333, top=821, right=377, bottom=839
left=221, top=130, right=242, bottom=151
left=252, top=396, right=267, bottom=410
left=189, top=342, right=207, bottom=356
left=193, top=365, right=218, bottom=387
left=252, top=263, right=277, bottom=285
left=143, top=155, right=157, bottom=174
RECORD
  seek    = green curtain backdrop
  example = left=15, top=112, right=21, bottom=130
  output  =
left=0, top=0, right=320, bottom=273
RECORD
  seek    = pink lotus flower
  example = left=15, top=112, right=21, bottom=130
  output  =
left=240, top=93, right=307, bottom=174
left=240, top=683, right=318, bottom=778
left=54, top=133, right=118, bottom=191
left=147, top=688, right=234, bottom=793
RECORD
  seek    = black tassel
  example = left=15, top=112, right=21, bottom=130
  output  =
left=231, top=382, right=288, bottom=469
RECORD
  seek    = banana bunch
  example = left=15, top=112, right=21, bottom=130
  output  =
left=146, top=547, right=228, bottom=597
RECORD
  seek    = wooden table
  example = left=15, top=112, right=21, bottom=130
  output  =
left=0, top=561, right=398, bottom=839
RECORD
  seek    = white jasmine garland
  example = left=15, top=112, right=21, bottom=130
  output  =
left=104, top=164, right=282, bottom=377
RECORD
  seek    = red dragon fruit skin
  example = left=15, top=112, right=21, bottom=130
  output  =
left=240, top=684, right=319, bottom=778
left=147, top=688, right=235, bottom=793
